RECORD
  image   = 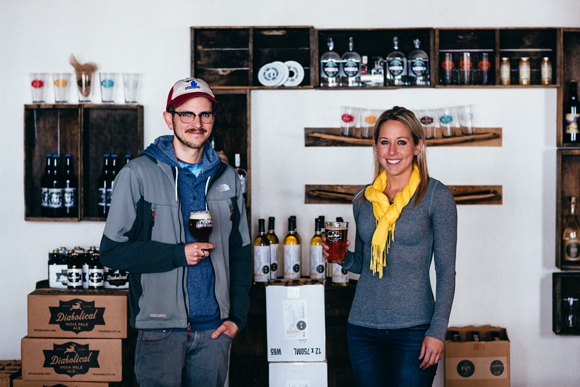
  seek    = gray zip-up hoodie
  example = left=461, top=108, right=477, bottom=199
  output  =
left=99, top=137, right=252, bottom=330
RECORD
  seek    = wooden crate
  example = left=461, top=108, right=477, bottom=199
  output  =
left=558, top=28, right=580, bottom=147
left=556, top=149, right=580, bottom=270
left=24, top=104, right=143, bottom=222
left=553, top=272, right=580, bottom=335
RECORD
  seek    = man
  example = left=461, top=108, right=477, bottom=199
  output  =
left=100, top=77, right=252, bottom=387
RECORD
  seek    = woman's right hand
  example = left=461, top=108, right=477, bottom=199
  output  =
left=321, top=235, right=350, bottom=262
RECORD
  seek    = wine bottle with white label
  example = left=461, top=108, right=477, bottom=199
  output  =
left=331, top=263, right=349, bottom=287
left=254, top=219, right=271, bottom=283
left=267, top=217, right=280, bottom=279
left=310, top=218, right=325, bottom=279
left=563, top=196, right=580, bottom=262
left=284, top=216, right=301, bottom=279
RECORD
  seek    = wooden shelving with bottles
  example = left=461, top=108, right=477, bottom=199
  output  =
left=553, top=273, right=580, bottom=335
left=24, top=104, right=143, bottom=222
left=556, top=149, right=580, bottom=270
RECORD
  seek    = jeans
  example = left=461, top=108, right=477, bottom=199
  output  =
left=347, top=322, right=437, bottom=387
left=135, top=329, right=233, bottom=387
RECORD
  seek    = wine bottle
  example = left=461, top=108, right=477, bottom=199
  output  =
left=267, top=217, right=280, bottom=279
left=310, top=218, right=325, bottom=279
left=253, top=219, right=271, bottom=284
left=564, top=80, right=580, bottom=144
left=331, top=263, right=349, bottom=287
left=234, top=153, right=247, bottom=205
left=320, top=37, right=341, bottom=87
left=284, top=216, right=300, bottom=279
left=40, top=154, right=52, bottom=217
left=563, top=196, right=580, bottom=262
left=63, top=154, right=77, bottom=217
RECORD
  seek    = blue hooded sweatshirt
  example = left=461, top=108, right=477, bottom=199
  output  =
left=142, top=135, right=222, bottom=331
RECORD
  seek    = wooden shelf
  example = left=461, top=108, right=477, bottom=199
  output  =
left=553, top=273, right=580, bottom=335
left=556, top=149, right=580, bottom=270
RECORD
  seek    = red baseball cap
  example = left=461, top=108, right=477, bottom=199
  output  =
left=166, top=77, right=217, bottom=112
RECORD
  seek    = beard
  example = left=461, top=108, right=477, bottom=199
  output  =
left=173, top=118, right=208, bottom=150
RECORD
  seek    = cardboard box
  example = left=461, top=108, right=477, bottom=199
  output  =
left=0, top=362, right=21, bottom=387
left=445, top=325, right=510, bottom=387
left=28, top=289, right=128, bottom=338
left=266, top=279, right=326, bottom=362
left=21, top=337, right=126, bottom=382
left=269, top=361, right=327, bottom=387
left=13, top=377, right=122, bottom=386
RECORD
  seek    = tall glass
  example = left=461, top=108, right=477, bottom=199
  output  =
left=53, top=73, right=71, bottom=103
left=99, top=72, right=116, bottom=103
left=340, top=106, right=359, bottom=137
left=30, top=73, right=48, bottom=103
left=188, top=210, right=213, bottom=242
left=325, top=221, right=348, bottom=263
left=123, top=73, right=140, bottom=103
left=77, top=71, right=93, bottom=103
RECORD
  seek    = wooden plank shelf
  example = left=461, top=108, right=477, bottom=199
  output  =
left=305, top=127, right=502, bottom=147
left=305, top=184, right=502, bottom=205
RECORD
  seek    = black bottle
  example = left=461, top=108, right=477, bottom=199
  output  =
left=97, top=154, right=111, bottom=216
left=48, top=155, right=64, bottom=217
left=41, top=154, right=52, bottom=217
left=63, top=154, right=78, bottom=217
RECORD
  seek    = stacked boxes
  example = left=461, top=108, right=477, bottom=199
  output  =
left=445, top=325, right=510, bottom=387
left=266, top=279, right=328, bottom=386
left=21, top=289, right=132, bottom=385
left=0, top=361, right=21, bottom=387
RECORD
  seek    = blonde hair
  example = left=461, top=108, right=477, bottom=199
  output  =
left=371, top=106, right=429, bottom=206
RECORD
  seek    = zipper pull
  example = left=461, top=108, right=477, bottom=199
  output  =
left=187, top=323, right=191, bottom=342
left=152, top=209, right=156, bottom=226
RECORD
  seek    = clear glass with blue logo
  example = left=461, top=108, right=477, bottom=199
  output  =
left=99, top=73, right=116, bottom=103
left=123, top=73, right=140, bottom=103
left=437, top=107, right=458, bottom=138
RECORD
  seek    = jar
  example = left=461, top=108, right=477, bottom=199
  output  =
left=519, top=57, right=531, bottom=86
left=500, top=57, right=511, bottom=85
left=541, top=57, right=553, bottom=85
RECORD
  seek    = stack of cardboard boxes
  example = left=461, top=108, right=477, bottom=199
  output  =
left=15, top=289, right=133, bottom=387
left=266, top=279, right=328, bottom=387
left=0, top=361, right=21, bottom=387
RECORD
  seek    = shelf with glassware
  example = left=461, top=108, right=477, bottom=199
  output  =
left=24, top=104, right=143, bottom=222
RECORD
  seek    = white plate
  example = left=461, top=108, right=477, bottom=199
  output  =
left=258, top=62, right=288, bottom=87
left=283, top=61, right=305, bottom=87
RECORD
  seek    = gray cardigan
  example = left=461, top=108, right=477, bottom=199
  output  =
left=342, top=177, right=457, bottom=341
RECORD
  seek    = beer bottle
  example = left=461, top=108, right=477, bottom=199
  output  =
left=80, top=249, right=90, bottom=289
left=266, top=217, right=280, bottom=279
left=97, top=154, right=111, bottom=216
left=48, top=249, right=68, bottom=289
left=253, top=219, right=271, bottom=284
left=87, top=252, right=105, bottom=289
left=104, top=266, right=130, bottom=289
left=41, top=154, right=52, bottom=217
left=283, top=216, right=301, bottom=279
left=107, top=154, right=119, bottom=210
left=310, top=218, right=325, bottom=279
left=67, top=251, right=83, bottom=289
left=290, top=215, right=302, bottom=244
left=234, top=153, right=247, bottom=205
left=124, top=154, right=132, bottom=166
left=48, top=155, right=64, bottom=217
left=63, top=154, right=78, bottom=217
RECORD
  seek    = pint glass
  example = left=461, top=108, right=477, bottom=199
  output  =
left=188, top=211, right=213, bottom=242
left=325, top=221, right=348, bottom=263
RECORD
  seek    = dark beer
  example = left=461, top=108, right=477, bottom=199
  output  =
left=325, top=222, right=348, bottom=263
left=188, top=211, right=213, bottom=242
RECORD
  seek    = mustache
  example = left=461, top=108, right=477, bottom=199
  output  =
left=185, top=128, right=207, bottom=133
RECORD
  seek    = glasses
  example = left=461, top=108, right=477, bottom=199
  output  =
left=173, top=111, right=217, bottom=124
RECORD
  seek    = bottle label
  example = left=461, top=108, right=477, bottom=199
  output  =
left=98, top=187, right=107, bottom=207
left=388, top=59, right=404, bottom=76
left=323, top=60, right=339, bottom=78
left=411, top=59, right=427, bottom=76
left=41, top=188, right=49, bottom=208
left=82, top=263, right=89, bottom=289
left=283, top=299, right=308, bottom=339
left=565, top=240, right=580, bottom=261
left=310, top=245, right=324, bottom=279
left=284, top=244, right=300, bottom=279
left=519, top=64, right=531, bottom=81
left=565, top=114, right=580, bottom=134
left=332, top=263, right=349, bottom=283
left=88, top=268, right=105, bottom=287
left=541, top=64, right=552, bottom=82
left=49, top=264, right=68, bottom=288
left=343, top=59, right=360, bottom=77
left=500, top=65, right=510, bottom=81
left=239, top=175, right=247, bottom=194
left=47, top=299, right=106, bottom=333
left=270, top=243, right=279, bottom=278
left=64, top=187, right=76, bottom=208
left=254, top=245, right=270, bottom=282
left=67, top=268, right=83, bottom=288
left=106, top=187, right=113, bottom=207
left=48, top=188, right=63, bottom=209
left=104, top=268, right=130, bottom=288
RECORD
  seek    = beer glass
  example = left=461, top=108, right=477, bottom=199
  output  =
left=340, top=106, right=359, bottom=137
left=123, top=73, right=140, bottom=103
left=325, top=221, right=348, bottom=263
left=360, top=108, right=379, bottom=139
left=188, top=210, right=213, bottom=242
left=437, top=107, right=458, bottom=137
left=417, top=109, right=436, bottom=139
left=53, top=73, right=71, bottom=103
left=30, top=73, right=48, bottom=103
left=458, top=105, right=475, bottom=135
left=99, top=72, right=116, bottom=103
left=77, top=71, right=93, bottom=103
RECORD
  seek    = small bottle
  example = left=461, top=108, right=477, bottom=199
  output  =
left=519, top=57, right=531, bottom=86
left=266, top=217, right=280, bottom=279
left=124, top=154, right=132, bottom=166
left=48, top=155, right=64, bottom=217
left=310, top=218, right=325, bottom=279
left=80, top=249, right=91, bottom=289
left=107, top=154, right=119, bottom=209
left=87, top=252, right=105, bottom=289
left=48, top=249, right=68, bottom=289
left=472, top=331, right=480, bottom=342
left=386, top=37, right=407, bottom=86
left=370, top=57, right=385, bottom=87
left=340, top=37, right=362, bottom=87
left=541, top=57, right=553, bottom=85
left=253, top=219, right=271, bottom=284
left=408, top=38, right=430, bottom=86
left=63, top=154, right=77, bottom=217
left=331, top=263, right=349, bottom=287
left=500, top=57, right=511, bottom=85
left=41, top=154, right=52, bottom=217
left=234, top=153, right=247, bottom=205
left=563, top=196, right=580, bottom=262
left=564, top=80, right=580, bottom=143
left=320, top=37, right=341, bottom=87
left=97, top=154, right=111, bottom=216
left=360, top=56, right=370, bottom=86
left=67, top=251, right=83, bottom=289
left=283, top=216, right=301, bottom=279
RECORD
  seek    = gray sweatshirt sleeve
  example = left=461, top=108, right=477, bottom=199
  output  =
left=425, top=181, right=458, bottom=340
left=341, top=188, right=366, bottom=274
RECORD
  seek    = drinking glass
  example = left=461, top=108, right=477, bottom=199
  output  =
left=30, top=73, right=48, bottom=103
left=459, top=52, right=473, bottom=85
left=188, top=211, right=213, bottom=243
left=458, top=105, right=475, bottom=135
left=438, top=107, right=458, bottom=137
left=325, top=222, right=348, bottom=263
left=53, top=73, right=71, bottom=103
left=360, top=108, right=378, bottom=139
left=123, top=73, right=140, bottom=103
left=99, top=72, right=116, bottom=103
left=76, top=71, right=93, bottom=103
left=417, top=109, right=437, bottom=139
left=439, top=53, right=456, bottom=86
left=340, top=106, right=359, bottom=137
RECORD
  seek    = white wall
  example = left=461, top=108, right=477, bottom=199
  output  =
left=1, top=1, right=579, bottom=385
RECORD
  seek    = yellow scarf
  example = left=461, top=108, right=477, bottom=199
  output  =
left=364, top=164, right=421, bottom=278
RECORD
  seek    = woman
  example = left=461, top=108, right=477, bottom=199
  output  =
left=324, top=106, right=457, bottom=387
